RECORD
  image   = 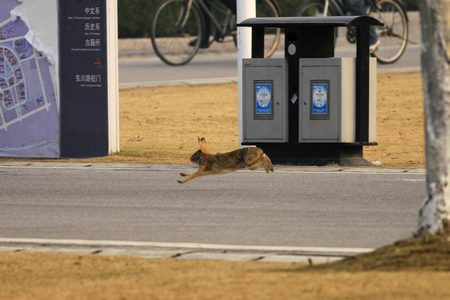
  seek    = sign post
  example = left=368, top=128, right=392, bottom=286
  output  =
left=59, top=0, right=118, bottom=158
left=237, top=0, right=255, bottom=148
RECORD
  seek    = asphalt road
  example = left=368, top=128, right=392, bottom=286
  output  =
left=118, top=45, right=421, bottom=88
left=0, top=163, right=425, bottom=249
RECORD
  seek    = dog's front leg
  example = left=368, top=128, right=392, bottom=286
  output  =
left=180, top=172, right=194, bottom=177
left=177, top=168, right=204, bottom=184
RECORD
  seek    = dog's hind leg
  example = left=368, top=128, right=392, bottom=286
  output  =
left=262, top=154, right=274, bottom=172
left=246, top=159, right=264, bottom=171
left=245, top=151, right=274, bottom=173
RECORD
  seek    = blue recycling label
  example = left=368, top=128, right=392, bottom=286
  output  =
left=256, top=84, right=271, bottom=114
left=312, top=84, right=327, bottom=114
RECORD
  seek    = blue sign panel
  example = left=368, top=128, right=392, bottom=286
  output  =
left=256, top=84, right=271, bottom=114
left=312, top=84, right=327, bottom=114
left=59, top=0, right=108, bottom=157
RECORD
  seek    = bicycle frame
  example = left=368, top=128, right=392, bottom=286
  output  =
left=181, top=0, right=234, bottom=40
left=323, top=0, right=346, bottom=16
left=296, top=0, right=410, bottom=63
left=199, top=0, right=235, bottom=38
left=150, top=0, right=281, bottom=65
left=323, top=0, right=409, bottom=23
left=321, top=0, right=409, bottom=41
left=180, top=0, right=193, bottom=27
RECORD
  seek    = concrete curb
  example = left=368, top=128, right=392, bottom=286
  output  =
left=0, top=238, right=374, bottom=263
left=119, top=76, right=238, bottom=89
left=0, top=161, right=426, bottom=174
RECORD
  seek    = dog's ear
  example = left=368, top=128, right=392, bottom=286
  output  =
left=198, top=137, right=209, bottom=155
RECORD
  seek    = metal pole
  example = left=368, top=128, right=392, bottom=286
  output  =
left=237, top=0, right=255, bottom=148
left=107, top=0, right=119, bottom=154
left=355, top=25, right=370, bottom=143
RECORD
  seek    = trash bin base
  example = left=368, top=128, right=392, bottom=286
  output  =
left=242, top=143, right=376, bottom=166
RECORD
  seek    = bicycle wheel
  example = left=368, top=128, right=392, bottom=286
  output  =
left=368, top=0, right=408, bottom=64
left=150, top=0, right=205, bottom=66
left=256, top=0, right=281, bottom=58
left=296, top=0, right=330, bottom=17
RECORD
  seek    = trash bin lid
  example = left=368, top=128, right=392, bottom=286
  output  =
left=237, top=16, right=383, bottom=28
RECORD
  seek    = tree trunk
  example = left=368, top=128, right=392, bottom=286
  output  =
left=418, top=0, right=450, bottom=235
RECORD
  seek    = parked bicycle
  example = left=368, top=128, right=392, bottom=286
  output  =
left=296, top=0, right=409, bottom=64
left=150, top=0, right=281, bottom=66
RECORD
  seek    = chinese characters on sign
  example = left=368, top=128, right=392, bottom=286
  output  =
left=67, top=6, right=102, bottom=51
left=85, top=39, right=100, bottom=47
left=85, top=23, right=100, bottom=32
left=75, top=74, right=101, bottom=87
left=62, top=4, right=106, bottom=88
left=85, top=7, right=101, bottom=14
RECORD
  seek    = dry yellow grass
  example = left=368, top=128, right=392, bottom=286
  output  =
left=11, top=72, right=424, bottom=167
left=116, top=72, right=425, bottom=167
left=117, top=82, right=240, bottom=164
left=2, top=250, right=450, bottom=300
left=363, top=72, right=425, bottom=167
